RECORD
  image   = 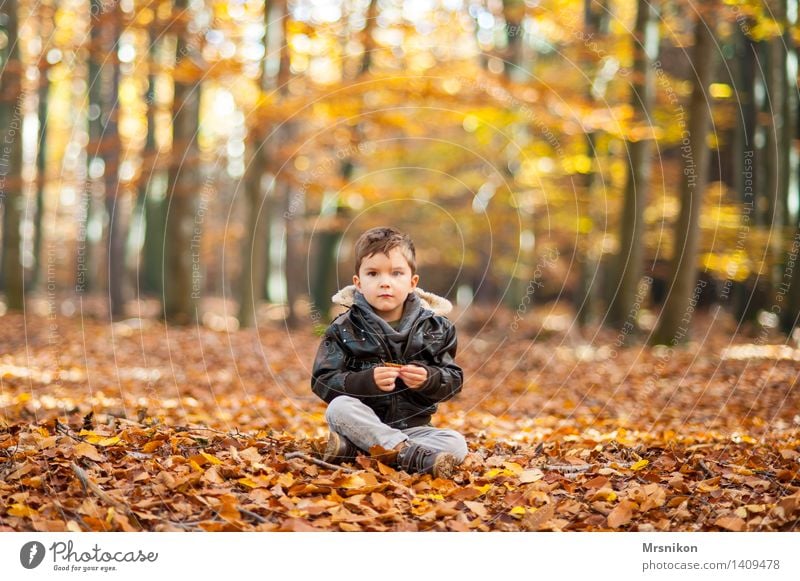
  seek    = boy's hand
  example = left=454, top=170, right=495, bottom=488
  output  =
left=373, top=366, right=400, bottom=392
left=399, top=365, right=428, bottom=389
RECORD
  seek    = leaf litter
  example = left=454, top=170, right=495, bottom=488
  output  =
left=0, top=313, right=798, bottom=531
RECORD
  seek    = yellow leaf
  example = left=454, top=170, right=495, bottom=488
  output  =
left=592, top=488, right=618, bottom=502
left=189, top=460, right=204, bottom=473
left=74, top=442, right=104, bottom=462
left=502, top=462, right=524, bottom=475
left=631, top=459, right=649, bottom=471
left=484, top=468, right=514, bottom=479
left=278, top=472, right=294, bottom=488
left=509, top=506, right=527, bottom=517
left=97, top=436, right=121, bottom=447
left=238, top=477, right=259, bottom=488
left=475, top=483, right=492, bottom=495
left=339, top=474, right=366, bottom=489
left=200, top=452, right=223, bottom=465
left=8, top=503, right=38, bottom=518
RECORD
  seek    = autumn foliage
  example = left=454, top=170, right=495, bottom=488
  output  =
left=1, top=311, right=798, bottom=532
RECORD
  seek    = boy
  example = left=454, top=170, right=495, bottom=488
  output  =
left=311, top=227, right=467, bottom=479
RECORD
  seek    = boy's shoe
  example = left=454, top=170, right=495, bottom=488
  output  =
left=322, top=431, right=359, bottom=463
left=396, top=442, right=457, bottom=479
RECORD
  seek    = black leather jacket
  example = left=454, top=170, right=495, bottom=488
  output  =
left=311, top=288, right=463, bottom=429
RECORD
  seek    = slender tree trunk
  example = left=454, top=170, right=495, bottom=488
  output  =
left=359, top=0, right=378, bottom=76
left=501, top=0, right=524, bottom=81
left=651, top=7, right=715, bottom=345
left=310, top=164, right=350, bottom=322
left=163, top=0, right=201, bottom=324
left=273, top=0, right=300, bottom=327
left=238, top=0, right=274, bottom=328
left=576, top=0, right=610, bottom=328
left=31, top=3, right=54, bottom=292
left=607, top=0, right=658, bottom=333
left=138, top=27, right=165, bottom=296
left=732, top=30, right=760, bottom=323
left=104, top=5, right=125, bottom=318
left=779, top=0, right=799, bottom=335
left=309, top=1, right=376, bottom=322
left=0, top=0, right=25, bottom=311
left=763, top=2, right=785, bottom=316
left=79, top=0, right=108, bottom=296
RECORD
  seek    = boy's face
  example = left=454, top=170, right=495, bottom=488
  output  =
left=354, top=248, right=419, bottom=322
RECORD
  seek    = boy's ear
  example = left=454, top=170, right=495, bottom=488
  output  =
left=411, top=274, right=419, bottom=288
left=353, top=275, right=361, bottom=290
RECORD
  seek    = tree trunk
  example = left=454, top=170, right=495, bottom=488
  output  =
left=607, top=0, right=658, bottom=334
left=763, top=2, right=785, bottom=315
left=650, top=7, right=715, bottom=346
left=575, top=0, right=611, bottom=328
left=309, top=1, right=375, bottom=323
left=779, top=0, right=799, bottom=336
left=104, top=5, right=125, bottom=318
left=32, top=6, right=53, bottom=293
left=501, top=0, right=524, bottom=81
left=139, top=28, right=165, bottom=296
left=274, top=0, right=300, bottom=328
left=359, top=0, right=378, bottom=76
left=0, top=0, right=25, bottom=311
left=163, top=0, right=201, bottom=324
left=732, top=29, right=760, bottom=324
left=238, top=0, right=274, bottom=328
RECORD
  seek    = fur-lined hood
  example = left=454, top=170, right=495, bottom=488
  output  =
left=331, top=285, right=453, bottom=316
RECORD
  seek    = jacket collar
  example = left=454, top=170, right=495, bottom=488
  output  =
left=331, top=284, right=453, bottom=316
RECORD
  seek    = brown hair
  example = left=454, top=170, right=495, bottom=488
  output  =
left=354, top=227, right=416, bottom=274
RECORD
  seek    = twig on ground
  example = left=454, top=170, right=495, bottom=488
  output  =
left=55, top=420, right=84, bottom=442
left=70, top=462, right=141, bottom=529
left=239, top=508, right=268, bottom=523
left=544, top=464, right=593, bottom=474
left=71, top=462, right=126, bottom=509
left=285, top=451, right=356, bottom=472
left=697, top=460, right=715, bottom=478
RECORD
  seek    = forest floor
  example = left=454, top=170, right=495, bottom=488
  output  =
left=1, top=306, right=799, bottom=532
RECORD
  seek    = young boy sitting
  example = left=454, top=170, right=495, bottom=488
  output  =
left=311, top=227, right=467, bottom=479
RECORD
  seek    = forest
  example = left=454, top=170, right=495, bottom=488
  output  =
left=0, top=0, right=799, bottom=532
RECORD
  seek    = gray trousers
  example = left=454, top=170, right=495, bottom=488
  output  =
left=325, top=395, right=468, bottom=462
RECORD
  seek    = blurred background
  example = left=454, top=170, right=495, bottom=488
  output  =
left=0, top=0, right=798, bottom=344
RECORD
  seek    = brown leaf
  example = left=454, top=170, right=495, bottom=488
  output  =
left=279, top=518, right=323, bottom=532
left=521, top=501, right=556, bottom=531
left=463, top=500, right=487, bottom=518
left=607, top=500, right=637, bottom=529
left=715, top=516, right=746, bottom=532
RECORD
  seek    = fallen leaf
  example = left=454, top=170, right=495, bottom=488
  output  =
left=74, top=442, right=104, bottom=462
left=607, top=500, right=636, bottom=529
left=715, top=516, right=746, bottom=532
